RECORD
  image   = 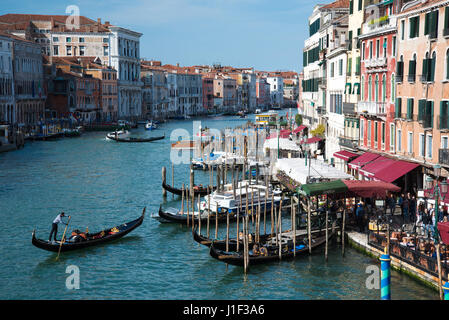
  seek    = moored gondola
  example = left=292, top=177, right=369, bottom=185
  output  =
left=110, top=134, right=165, bottom=143
left=156, top=206, right=233, bottom=224
left=209, top=229, right=334, bottom=267
left=32, top=208, right=145, bottom=252
left=162, top=181, right=215, bottom=197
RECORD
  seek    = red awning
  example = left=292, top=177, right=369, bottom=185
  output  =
left=358, top=156, right=396, bottom=177
left=333, top=150, right=358, bottom=161
left=438, top=222, right=449, bottom=245
left=302, top=137, right=322, bottom=144
left=373, top=160, right=420, bottom=183
left=343, top=180, right=401, bottom=198
left=293, top=125, right=306, bottom=134
left=348, top=152, right=380, bottom=170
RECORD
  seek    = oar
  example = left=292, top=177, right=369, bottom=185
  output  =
left=56, top=216, right=71, bottom=261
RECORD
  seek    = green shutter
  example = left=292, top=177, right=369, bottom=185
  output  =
left=440, top=101, right=449, bottom=129
left=422, top=59, right=429, bottom=81
left=407, top=98, right=414, bottom=119
left=418, top=99, right=426, bottom=121
left=430, top=57, right=436, bottom=82
left=395, top=98, right=402, bottom=118
left=431, top=101, right=434, bottom=128
left=350, top=0, right=353, bottom=14
left=410, top=17, right=415, bottom=38
left=424, top=13, right=430, bottom=35
left=445, top=6, right=449, bottom=29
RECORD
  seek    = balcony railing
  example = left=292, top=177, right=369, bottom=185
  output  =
left=439, top=149, right=449, bottom=166
left=357, top=101, right=387, bottom=115
left=339, top=136, right=359, bottom=150
left=365, top=57, right=387, bottom=68
left=419, top=114, right=433, bottom=129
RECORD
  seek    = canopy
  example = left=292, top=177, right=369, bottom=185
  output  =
left=342, top=180, right=400, bottom=198
left=302, top=137, right=322, bottom=144
left=275, top=158, right=353, bottom=185
left=348, top=152, right=380, bottom=170
left=293, top=125, right=306, bottom=134
left=358, top=156, right=396, bottom=178
left=333, top=150, right=359, bottom=161
left=374, top=160, right=420, bottom=183
left=438, top=222, right=449, bottom=245
left=263, top=138, right=300, bottom=151
left=267, top=129, right=291, bottom=139
left=298, top=179, right=401, bottom=198
left=299, top=180, right=348, bottom=196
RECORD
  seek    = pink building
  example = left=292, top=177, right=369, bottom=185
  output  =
left=202, top=77, right=214, bottom=111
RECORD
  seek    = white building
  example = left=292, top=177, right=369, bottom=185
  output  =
left=267, top=76, right=284, bottom=107
left=0, top=33, right=14, bottom=125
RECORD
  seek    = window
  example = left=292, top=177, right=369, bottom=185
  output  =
left=408, top=132, right=413, bottom=154
left=446, top=49, right=449, bottom=80
left=427, top=135, right=433, bottom=158
left=401, top=20, right=405, bottom=40
left=104, top=46, right=109, bottom=56
left=362, top=42, right=365, bottom=60
left=103, top=38, right=109, bottom=43
left=66, top=37, right=71, bottom=43
left=348, top=31, right=353, bottom=50
left=419, top=134, right=425, bottom=157
left=53, top=37, right=59, bottom=42
left=331, top=62, right=334, bottom=77
left=392, top=36, right=397, bottom=56
left=53, top=45, right=58, bottom=55
left=358, top=0, right=362, bottom=11
left=395, top=97, right=402, bottom=118
left=374, top=122, right=378, bottom=146
left=391, top=74, right=395, bottom=102
left=339, top=59, right=343, bottom=76
left=409, top=16, right=420, bottom=39
left=397, top=56, right=404, bottom=82
left=360, top=119, right=364, bottom=140
left=361, top=76, right=364, bottom=100
left=376, top=39, right=380, bottom=58
left=79, top=37, right=85, bottom=43
left=390, top=123, right=395, bottom=152
left=440, top=101, right=449, bottom=129
left=382, top=74, right=386, bottom=102
left=368, top=76, right=372, bottom=101
left=349, top=0, right=353, bottom=14
left=407, top=98, right=414, bottom=120
left=383, top=38, right=387, bottom=57
left=66, top=46, right=72, bottom=56
left=347, top=58, right=352, bottom=75
left=382, top=122, right=385, bottom=147
left=375, top=75, right=379, bottom=102
left=369, top=41, right=373, bottom=59
left=445, top=6, right=449, bottom=35
left=408, top=53, right=417, bottom=82
left=442, top=136, right=449, bottom=150
left=398, top=129, right=402, bottom=152
left=368, top=120, right=371, bottom=143
left=80, top=46, right=85, bottom=56
left=424, top=10, right=439, bottom=39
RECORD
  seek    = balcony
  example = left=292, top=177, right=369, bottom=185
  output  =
left=339, top=136, right=359, bottom=150
left=439, top=149, right=449, bottom=166
left=357, top=101, right=387, bottom=116
left=365, top=57, right=387, bottom=69
left=419, top=114, right=433, bottom=129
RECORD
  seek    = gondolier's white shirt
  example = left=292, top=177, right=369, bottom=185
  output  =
left=53, top=214, right=64, bottom=224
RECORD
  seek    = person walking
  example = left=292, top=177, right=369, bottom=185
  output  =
left=356, top=200, right=365, bottom=232
left=48, top=212, right=69, bottom=242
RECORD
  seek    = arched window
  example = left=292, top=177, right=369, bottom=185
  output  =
left=368, top=76, right=372, bottom=101
left=382, top=74, right=386, bottom=102
left=375, top=74, right=379, bottom=102
left=446, top=49, right=449, bottom=80
left=391, top=73, right=395, bottom=102
left=361, top=76, right=365, bottom=101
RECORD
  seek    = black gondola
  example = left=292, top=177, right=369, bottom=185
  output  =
left=32, top=208, right=145, bottom=252
left=162, top=181, right=215, bottom=197
left=209, top=229, right=334, bottom=266
left=192, top=228, right=273, bottom=251
left=155, top=206, right=234, bottom=224
left=109, top=134, right=165, bottom=143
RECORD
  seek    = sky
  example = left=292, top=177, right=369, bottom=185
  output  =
left=0, top=0, right=319, bottom=72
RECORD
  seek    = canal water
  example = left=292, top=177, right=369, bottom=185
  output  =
left=0, top=112, right=438, bottom=299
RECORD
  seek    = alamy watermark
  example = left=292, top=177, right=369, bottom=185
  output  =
left=66, top=265, right=80, bottom=290
left=365, top=265, right=380, bottom=290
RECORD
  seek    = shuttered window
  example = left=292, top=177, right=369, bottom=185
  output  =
left=408, top=60, right=416, bottom=82
left=407, top=98, right=414, bottom=120
left=418, top=99, right=426, bottom=122
left=444, top=7, right=449, bottom=36
left=409, top=16, right=420, bottom=38
left=424, top=10, right=439, bottom=39
left=349, top=0, right=353, bottom=14
left=395, top=98, right=402, bottom=118
left=440, top=101, right=449, bottom=130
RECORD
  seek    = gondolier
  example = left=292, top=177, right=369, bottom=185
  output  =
left=49, top=212, right=69, bottom=242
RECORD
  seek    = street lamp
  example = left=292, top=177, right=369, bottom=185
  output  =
left=426, top=164, right=449, bottom=242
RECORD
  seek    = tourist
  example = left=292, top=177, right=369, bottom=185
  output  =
left=48, top=212, right=69, bottom=242
left=409, top=195, right=417, bottom=223
left=356, top=200, right=365, bottom=232
left=398, top=194, right=404, bottom=217
left=402, top=194, right=410, bottom=223
left=387, top=193, right=396, bottom=215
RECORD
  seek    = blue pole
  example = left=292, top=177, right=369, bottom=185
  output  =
left=380, top=252, right=391, bottom=300
left=443, top=281, right=449, bottom=300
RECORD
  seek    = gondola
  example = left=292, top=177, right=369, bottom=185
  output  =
left=155, top=206, right=233, bottom=224
left=209, top=229, right=335, bottom=266
left=110, top=134, right=165, bottom=143
left=192, top=227, right=273, bottom=251
left=162, top=181, right=215, bottom=196
left=32, top=208, right=145, bottom=252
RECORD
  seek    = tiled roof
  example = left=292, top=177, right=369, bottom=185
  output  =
left=400, top=0, right=446, bottom=14
left=321, top=0, right=350, bottom=10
